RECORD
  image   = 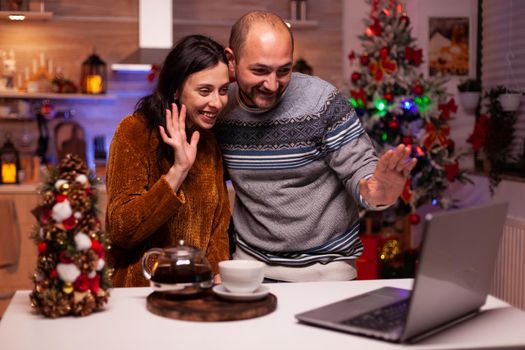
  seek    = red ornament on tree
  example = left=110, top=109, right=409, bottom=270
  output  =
left=388, top=120, right=399, bottom=130
left=447, top=139, right=456, bottom=153
left=38, top=242, right=47, bottom=254
left=402, top=136, right=412, bottom=145
left=380, top=47, right=389, bottom=59
left=368, top=18, right=382, bottom=36
left=351, top=72, right=361, bottom=82
left=360, top=54, right=370, bottom=66
left=413, top=84, right=424, bottom=96
left=408, top=213, right=421, bottom=225
left=400, top=15, right=410, bottom=28
left=384, top=92, right=394, bottom=102
left=348, top=51, right=356, bottom=63
left=444, top=160, right=460, bottom=182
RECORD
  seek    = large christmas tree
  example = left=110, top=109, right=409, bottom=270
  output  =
left=349, top=0, right=470, bottom=278
left=349, top=0, right=468, bottom=222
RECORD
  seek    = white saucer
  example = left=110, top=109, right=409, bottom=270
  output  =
left=212, top=284, right=269, bottom=301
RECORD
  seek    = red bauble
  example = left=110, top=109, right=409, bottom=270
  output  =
left=380, top=47, right=389, bottom=59
left=55, top=194, right=68, bottom=203
left=367, top=18, right=383, bottom=36
left=91, top=239, right=105, bottom=258
left=351, top=72, right=361, bottom=82
left=59, top=251, right=73, bottom=263
left=400, top=15, right=410, bottom=27
left=409, top=213, right=421, bottom=225
left=62, top=215, right=77, bottom=230
left=402, top=136, right=412, bottom=145
left=73, top=274, right=90, bottom=292
left=388, top=120, right=399, bottom=130
left=50, top=269, right=58, bottom=279
left=413, top=85, right=423, bottom=96
left=38, top=242, right=47, bottom=254
left=360, top=55, right=369, bottom=66
left=384, top=92, right=394, bottom=102
left=447, top=139, right=456, bottom=153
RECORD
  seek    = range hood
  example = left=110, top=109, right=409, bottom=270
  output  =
left=111, top=0, right=173, bottom=72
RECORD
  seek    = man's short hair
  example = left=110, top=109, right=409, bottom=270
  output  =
left=229, top=11, right=294, bottom=60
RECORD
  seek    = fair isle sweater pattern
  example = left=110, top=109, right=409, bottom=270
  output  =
left=214, top=73, right=377, bottom=266
left=217, top=92, right=366, bottom=170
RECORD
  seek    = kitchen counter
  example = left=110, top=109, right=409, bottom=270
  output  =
left=1, top=280, right=525, bottom=349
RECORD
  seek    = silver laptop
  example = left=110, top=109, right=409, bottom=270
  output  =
left=295, top=202, right=509, bottom=343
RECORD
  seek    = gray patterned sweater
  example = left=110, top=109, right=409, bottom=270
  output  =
left=214, top=73, right=378, bottom=266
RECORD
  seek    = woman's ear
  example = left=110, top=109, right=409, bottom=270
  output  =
left=225, top=48, right=236, bottom=79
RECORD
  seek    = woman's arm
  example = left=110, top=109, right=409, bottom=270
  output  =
left=105, top=116, right=186, bottom=248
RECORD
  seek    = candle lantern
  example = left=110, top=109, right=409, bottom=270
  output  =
left=80, top=50, right=107, bottom=94
left=0, top=135, right=20, bottom=184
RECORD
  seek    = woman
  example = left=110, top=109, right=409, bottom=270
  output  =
left=106, top=35, right=231, bottom=287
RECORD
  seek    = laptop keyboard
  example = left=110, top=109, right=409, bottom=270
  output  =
left=340, top=299, right=409, bottom=331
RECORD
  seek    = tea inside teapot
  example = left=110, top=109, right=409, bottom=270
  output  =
left=142, top=240, right=213, bottom=295
left=150, top=263, right=212, bottom=284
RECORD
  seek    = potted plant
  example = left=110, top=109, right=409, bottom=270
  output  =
left=498, top=87, right=522, bottom=112
left=457, top=79, right=482, bottom=111
left=467, top=86, right=519, bottom=192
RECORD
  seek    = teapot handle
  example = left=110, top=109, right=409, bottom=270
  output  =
left=141, top=248, right=163, bottom=280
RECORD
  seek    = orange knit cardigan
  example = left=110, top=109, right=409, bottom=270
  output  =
left=105, top=114, right=230, bottom=287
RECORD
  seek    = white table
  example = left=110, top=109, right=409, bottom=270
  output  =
left=1, top=279, right=525, bottom=350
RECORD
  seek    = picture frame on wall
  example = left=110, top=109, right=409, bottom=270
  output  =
left=428, top=17, right=470, bottom=76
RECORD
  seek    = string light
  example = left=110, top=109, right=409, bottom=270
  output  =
left=402, top=100, right=414, bottom=110
left=375, top=99, right=387, bottom=111
left=9, top=15, right=26, bottom=20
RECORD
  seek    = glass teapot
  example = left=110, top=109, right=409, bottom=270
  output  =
left=141, top=240, right=213, bottom=295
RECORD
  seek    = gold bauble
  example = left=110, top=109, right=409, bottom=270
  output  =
left=63, top=283, right=74, bottom=294
left=59, top=182, right=70, bottom=194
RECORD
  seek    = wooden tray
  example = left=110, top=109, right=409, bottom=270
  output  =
left=146, top=290, right=277, bottom=322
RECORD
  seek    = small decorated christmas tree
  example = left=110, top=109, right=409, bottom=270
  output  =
left=30, top=154, right=110, bottom=318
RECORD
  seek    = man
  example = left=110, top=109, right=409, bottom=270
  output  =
left=214, top=11, right=416, bottom=282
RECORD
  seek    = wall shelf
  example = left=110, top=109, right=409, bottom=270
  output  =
left=0, top=11, right=53, bottom=21
left=0, top=91, right=116, bottom=101
left=284, top=19, right=318, bottom=29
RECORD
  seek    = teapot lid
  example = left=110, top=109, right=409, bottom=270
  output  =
left=164, top=240, right=202, bottom=258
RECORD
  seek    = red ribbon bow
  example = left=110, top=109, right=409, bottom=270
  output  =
left=424, top=123, right=450, bottom=149
left=368, top=57, right=397, bottom=81
left=438, top=98, right=458, bottom=120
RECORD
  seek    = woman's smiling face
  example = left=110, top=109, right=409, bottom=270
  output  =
left=178, top=62, right=230, bottom=129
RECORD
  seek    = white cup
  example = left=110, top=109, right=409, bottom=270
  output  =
left=219, top=260, right=265, bottom=293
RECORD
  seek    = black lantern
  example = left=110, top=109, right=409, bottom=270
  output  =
left=0, top=135, right=20, bottom=184
left=80, top=50, right=107, bottom=94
